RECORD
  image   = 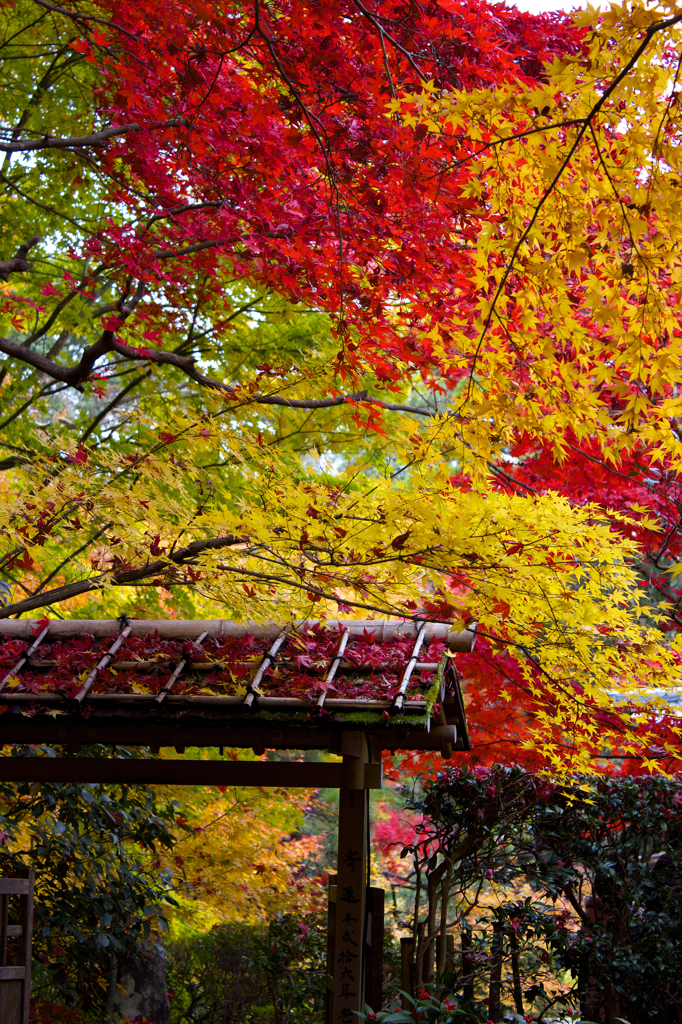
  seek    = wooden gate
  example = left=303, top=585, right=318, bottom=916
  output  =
left=0, top=869, right=34, bottom=1024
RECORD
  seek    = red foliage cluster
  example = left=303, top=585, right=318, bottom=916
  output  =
left=29, top=1002, right=91, bottom=1024
left=392, top=632, right=682, bottom=779
left=67, top=0, right=584, bottom=390
left=440, top=431, right=682, bottom=776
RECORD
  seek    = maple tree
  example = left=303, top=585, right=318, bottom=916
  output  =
left=1, top=0, right=682, bottom=772
left=155, top=758, right=323, bottom=931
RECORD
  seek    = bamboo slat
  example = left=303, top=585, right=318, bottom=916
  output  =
left=155, top=630, right=208, bottom=704
left=393, top=622, right=426, bottom=711
left=317, top=629, right=350, bottom=711
left=74, top=627, right=131, bottom=703
left=0, top=624, right=50, bottom=694
left=244, top=629, right=289, bottom=708
left=23, top=659, right=441, bottom=672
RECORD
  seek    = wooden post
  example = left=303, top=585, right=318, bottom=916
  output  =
left=326, top=874, right=338, bottom=1024
left=327, top=879, right=385, bottom=1017
left=364, top=887, right=385, bottom=1013
left=400, top=937, right=414, bottom=1010
left=330, top=735, right=369, bottom=1024
left=509, top=928, right=524, bottom=1014
left=19, top=870, right=33, bottom=1024
left=461, top=928, right=474, bottom=1004
left=0, top=869, right=34, bottom=1024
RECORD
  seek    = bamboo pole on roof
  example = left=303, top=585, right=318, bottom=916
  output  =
left=75, top=627, right=132, bottom=703
left=0, top=618, right=476, bottom=649
left=0, top=691, right=430, bottom=713
left=393, top=621, right=426, bottom=711
left=317, top=629, right=350, bottom=710
left=22, top=659, right=442, bottom=672
left=0, top=624, right=50, bottom=693
left=244, top=628, right=289, bottom=707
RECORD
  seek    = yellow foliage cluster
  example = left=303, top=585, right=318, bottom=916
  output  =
left=392, top=0, right=682, bottom=467
left=153, top=754, right=324, bottom=933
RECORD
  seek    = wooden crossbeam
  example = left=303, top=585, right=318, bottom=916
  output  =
left=0, top=758, right=384, bottom=788
left=0, top=723, right=461, bottom=753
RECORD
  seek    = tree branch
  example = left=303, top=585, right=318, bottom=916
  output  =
left=152, top=238, right=229, bottom=259
left=0, top=534, right=244, bottom=619
left=29, top=0, right=141, bottom=39
left=79, top=370, right=152, bottom=442
left=350, top=0, right=427, bottom=82
left=252, top=391, right=435, bottom=416
left=0, top=235, right=41, bottom=282
left=0, top=330, right=116, bottom=388
left=145, top=201, right=222, bottom=228
left=0, top=328, right=436, bottom=414
left=0, top=118, right=187, bottom=153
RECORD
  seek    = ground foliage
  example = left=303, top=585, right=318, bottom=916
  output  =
left=250, top=911, right=328, bottom=1024
left=167, top=914, right=327, bottom=1024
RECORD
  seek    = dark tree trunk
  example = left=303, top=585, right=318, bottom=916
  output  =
left=488, top=922, right=503, bottom=1023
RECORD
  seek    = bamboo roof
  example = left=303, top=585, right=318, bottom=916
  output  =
left=0, top=618, right=474, bottom=755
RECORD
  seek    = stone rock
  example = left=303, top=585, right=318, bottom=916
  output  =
left=112, top=957, right=170, bottom=1024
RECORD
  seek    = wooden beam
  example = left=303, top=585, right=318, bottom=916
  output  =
left=0, top=758, right=354, bottom=787
left=0, top=723, right=466, bottom=753
left=0, top=692, right=431, bottom=712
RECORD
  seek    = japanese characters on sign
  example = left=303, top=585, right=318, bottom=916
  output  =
left=336, top=849, right=362, bottom=1023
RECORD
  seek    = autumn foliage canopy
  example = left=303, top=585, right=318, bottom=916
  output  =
left=2, top=0, right=682, bottom=772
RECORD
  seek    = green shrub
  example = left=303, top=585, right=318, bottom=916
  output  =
left=0, top=746, right=184, bottom=1013
left=167, top=922, right=272, bottom=1024
left=167, top=912, right=328, bottom=1024
left=251, top=911, right=327, bottom=1024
